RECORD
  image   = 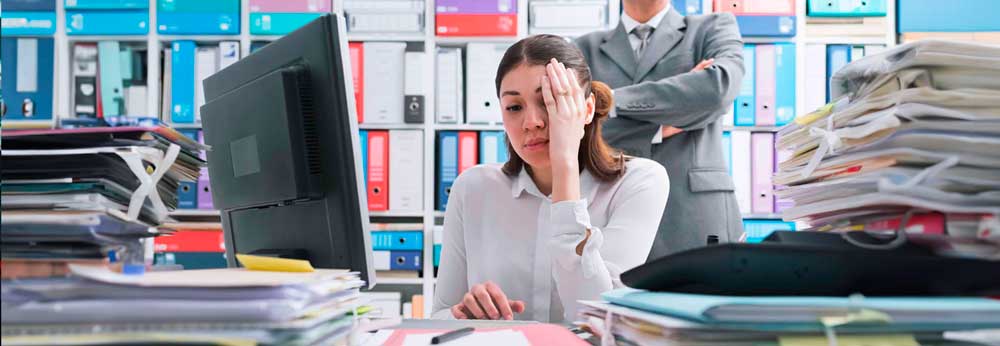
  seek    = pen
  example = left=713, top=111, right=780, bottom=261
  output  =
left=430, top=327, right=474, bottom=344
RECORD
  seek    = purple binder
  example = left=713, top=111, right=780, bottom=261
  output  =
left=435, top=0, right=516, bottom=14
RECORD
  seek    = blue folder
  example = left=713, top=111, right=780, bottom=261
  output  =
left=603, top=288, right=1000, bottom=332
left=734, top=44, right=755, bottom=126
left=1, top=37, right=54, bottom=121
left=359, top=130, right=369, bottom=185
left=742, top=219, right=795, bottom=243
left=64, top=0, right=147, bottom=9
left=250, top=12, right=322, bottom=35
left=807, top=0, right=885, bottom=17
left=372, top=231, right=424, bottom=251
left=378, top=250, right=422, bottom=271
left=155, top=252, right=226, bottom=270
left=97, top=41, right=124, bottom=117
left=433, top=244, right=442, bottom=267
left=722, top=131, right=732, bottom=175
left=478, top=131, right=509, bottom=164
left=825, top=44, right=851, bottom=102
left=65, top=10, right=149, bottom=35
left=774, top=43, right=795, bottom=126
left=671, top=0, right=701, bottom=15
left=4, top=0, right=55, bottom=11
left=158, top=12, right=240, bottom=35
left=734, top=15, right=796, bottom=37
left=175, top=129, right=200, bottom=209
left=3, top=11, right=57, bottom=35
left=898, top=0, right=1000, bottom=32
left=437, top=131, right=459, bottom=211
left=170, top=41, right=196, bottom=124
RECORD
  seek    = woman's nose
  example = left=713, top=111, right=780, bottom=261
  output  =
left=522, top=107, right=545, bottom=131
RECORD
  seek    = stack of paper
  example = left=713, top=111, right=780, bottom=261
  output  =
left=1, top=265, right=368, bottom=345
left=1, top=127, right=206, bottom=277
left=773, top=40, right=1000, bottom=235
left=577, top=289, right=1000, bottom=346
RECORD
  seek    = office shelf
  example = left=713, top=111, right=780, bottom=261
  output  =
left=369, top=210, right=425, bottom=218
left=346, top=33, right=426, bottom=42
left=158, top=35, right=241, bottom=42
left=359, top=123, right=425, bottom=130
left=67, top=35, right=149, bottom=42
left=435, top=36, right=520, bottom=45
left=169, top=209, right=220, bottom=217
left=743, top=213, right=785, bottom=220
left=723, top=125, right=783, bottom=132
left=433, top=123, right=505, bottom=131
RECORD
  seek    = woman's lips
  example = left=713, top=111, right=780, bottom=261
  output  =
left=524, top=139, right=549, bottom=151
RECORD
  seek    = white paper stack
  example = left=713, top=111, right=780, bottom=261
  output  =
left=774, top=40, right=1000, bottom=235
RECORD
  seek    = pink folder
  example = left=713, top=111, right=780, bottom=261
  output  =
left=249, top=0, right=330, bottom=13
left=754, top=44, right=776, bottom=126
left=751, top=132, right=775, bottom=214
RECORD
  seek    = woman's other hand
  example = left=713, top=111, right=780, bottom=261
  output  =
left=450, top=281, right=526, bottom=320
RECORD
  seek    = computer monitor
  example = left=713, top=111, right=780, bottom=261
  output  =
left=199, top=13, right=375, bottom=286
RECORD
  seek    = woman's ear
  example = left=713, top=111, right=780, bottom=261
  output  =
left=585, top=93, right=596, bottom=125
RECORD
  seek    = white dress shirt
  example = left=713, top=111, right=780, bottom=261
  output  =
left=614, top=4, right=673, bottom=144
left=431, top=158, right=670, bottom=322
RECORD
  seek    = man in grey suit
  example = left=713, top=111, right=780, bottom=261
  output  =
left=575, top=0, right=745, bottom=259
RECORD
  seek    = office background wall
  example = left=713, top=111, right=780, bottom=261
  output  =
left=3, top=0, right=999, bottom=319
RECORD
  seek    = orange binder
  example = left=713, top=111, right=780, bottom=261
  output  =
left=367, top=130, right=389, bottom=211
left=349, top=42, right=363, bottom=123
left=457, top=131, right=478, bottom=174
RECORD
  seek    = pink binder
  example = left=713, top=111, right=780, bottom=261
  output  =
left=249, top=0, right=331, bottom=13
left=754, top=44, right=776, bottom=126
left=750, top=132, right=774, bottom=214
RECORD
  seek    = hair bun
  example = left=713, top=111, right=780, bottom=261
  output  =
left=591, top=81, right=613, bottom=119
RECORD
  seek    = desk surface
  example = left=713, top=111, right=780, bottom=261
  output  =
left=388, top=318, right=538, bottom=330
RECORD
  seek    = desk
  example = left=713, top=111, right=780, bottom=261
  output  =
left=362, top=319, right=598, bottom=346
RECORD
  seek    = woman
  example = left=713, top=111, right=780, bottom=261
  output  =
left=431, top=35, right=670, bottom=323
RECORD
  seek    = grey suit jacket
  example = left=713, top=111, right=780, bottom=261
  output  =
left=575, top=10, right=744, bottom=259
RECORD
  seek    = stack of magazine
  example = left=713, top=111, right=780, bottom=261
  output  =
left=773, top=40, right=1000, bottom=239
left=1, top=126, right=207, bottom=277
left=1, top=265, right=368, bottom=345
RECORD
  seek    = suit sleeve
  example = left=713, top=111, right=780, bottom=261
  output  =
left=613, top=13, right=745, bottom=131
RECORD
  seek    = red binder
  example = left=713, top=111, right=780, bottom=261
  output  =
left=457, top=131, right=479, bottom=174
left=349, top=42, right=364, bottom=123
left=153, top=230, right=225, bottom=253
left=367, top=130, right=389, bottom=211
left=435, top=14, right=517, bottom=37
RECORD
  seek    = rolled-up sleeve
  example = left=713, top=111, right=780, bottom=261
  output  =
left=547, top=162, right=670, bottom=321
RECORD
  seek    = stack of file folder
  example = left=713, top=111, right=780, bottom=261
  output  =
left=1, top=264, right=368, bottom=345
left=578, top=289, right=1000, bottom=346
left=773, top=40, right=1000, bottom=236
left=1, top=126, right=207, bottom=277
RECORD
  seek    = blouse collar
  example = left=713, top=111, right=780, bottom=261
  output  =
left=511, top=166, right=601, bottom=205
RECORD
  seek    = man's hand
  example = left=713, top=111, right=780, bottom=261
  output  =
left=661, top=59, right=715, bottom=139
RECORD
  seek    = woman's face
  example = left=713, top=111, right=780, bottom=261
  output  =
left=499, top=63, right=552, bottom=169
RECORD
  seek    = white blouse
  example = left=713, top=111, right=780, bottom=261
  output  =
left=431, top=158, right=670, bottom=322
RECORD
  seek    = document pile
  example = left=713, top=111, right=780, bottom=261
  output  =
left=578, top=289, right=1000, bottom=346
left=1, top=265, right=368, bottom=345
left=774, top=40, right=1000, bottom=236
left=1, top=127, right=206, bottom=277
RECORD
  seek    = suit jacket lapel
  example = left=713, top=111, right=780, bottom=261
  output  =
left=634, top=10, right=687, bottom=83
left=599, top=22, right=637, bottom=80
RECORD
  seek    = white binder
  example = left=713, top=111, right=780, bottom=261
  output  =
left=363, top=42, right=406, bottom=124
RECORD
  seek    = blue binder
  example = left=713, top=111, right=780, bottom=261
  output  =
left=372, top=231, right=424, bottom=251
left=437, top=131, right=459, bottom=211
left=898, top=0, right=1000, bottom=32
left=378, top=250, right=422, bottom=271
left=672, top=0, right=702, bottom=15
left=1, top=37, right=54, bottom=121
left=807, top=0, right=885, bottom=17
left=4, top=0, right=55, bottom=11
left=250, top=12, right=322, bottom=35
left=478, top=131, right=509, bottom=164
left=825, top=44, right=851, bottom=102
left=734, top=15, right=796, bottom=37
left=774, top=43, right=795, bottom=126
left=175, top=129, right=200, bottom=209
left=742, top=219, right=796, bottom=243
left=171, top=41, right=196, bottom=123
left=734, top=44, right=755, bottom=126
left=97, top=41, right=124, bottom=117
left=158, top=12, right=240, bottom=35
left=433, top=244, right=442, bottom=267
left=155, top=252, right=227, bottom=269
left=359, top=130, right=369, bottom=185
left=65, top=10, right=149, bottom=35
left=3, top=11, right=57, bottom=35
left=722, top=131, right=732, bottom=175
left=64, top=0, right=147, bottom=9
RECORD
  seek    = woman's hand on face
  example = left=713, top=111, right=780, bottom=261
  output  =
left=541, top=58, right=590, bottom=170
left=450, top=281, right=526, bottom=320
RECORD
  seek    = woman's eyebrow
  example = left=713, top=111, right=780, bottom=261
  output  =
left=501, top=90, right=520, bottom=96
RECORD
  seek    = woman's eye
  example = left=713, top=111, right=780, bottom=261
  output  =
left=505, top=105, right=522, bottom=112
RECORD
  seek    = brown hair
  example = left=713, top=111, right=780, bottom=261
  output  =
left=494, top=34, right=626, bottom=182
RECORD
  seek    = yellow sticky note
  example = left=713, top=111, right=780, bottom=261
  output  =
left=236, top=254, right=314, bottom=272
left=779, top=334, right=918, bottom=346
left=820, top=309, right=892, bottom=328
left=795, top=103, right=835, bottom=126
